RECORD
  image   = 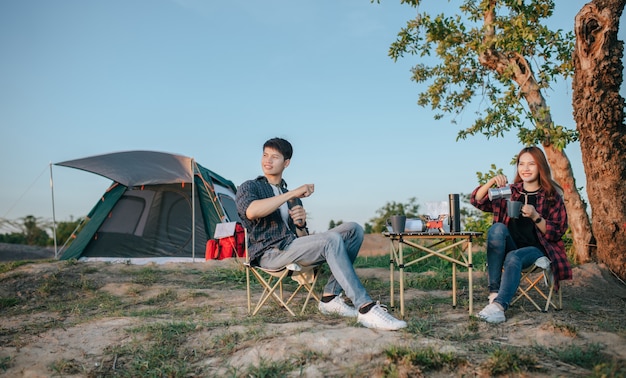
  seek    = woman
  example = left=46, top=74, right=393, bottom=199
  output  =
left=470, top=146, right=572, bottom=323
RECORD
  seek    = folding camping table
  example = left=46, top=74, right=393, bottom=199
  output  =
left=384, top=231, right=483, bottom=317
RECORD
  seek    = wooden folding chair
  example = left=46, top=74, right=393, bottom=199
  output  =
left=244, top=229, right=321, bottom=316
left=511, top=256, right=562, bottom=312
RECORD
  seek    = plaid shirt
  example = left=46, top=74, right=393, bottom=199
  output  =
left=235, top=176, right=297, bottom=264
left=470, top=182, right=572, bottom=285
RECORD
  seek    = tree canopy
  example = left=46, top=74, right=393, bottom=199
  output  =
left=383, top=0, right=593, bottom=262
left=389, top=0, right=577, bottom=148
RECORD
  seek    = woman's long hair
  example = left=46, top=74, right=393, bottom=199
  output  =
left=513, top=146, right=563, bottom=200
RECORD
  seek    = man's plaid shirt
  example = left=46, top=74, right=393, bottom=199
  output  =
left=235, top=176, right=297, bottom=265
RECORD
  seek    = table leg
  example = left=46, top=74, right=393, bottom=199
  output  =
left=452, top=262, right=457, bottom=309
left=389, top=239, right=395, bottom=309
left=399, top=240, right=405, bottom=317
left=468, top=238, right=473, bottom=315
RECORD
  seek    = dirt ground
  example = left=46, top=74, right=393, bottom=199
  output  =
left=1, top=235, right=625, bottom=377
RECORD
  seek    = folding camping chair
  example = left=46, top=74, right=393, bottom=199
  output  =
left=244, top=229, right=322, bottom=316
left=511, top=256, right=562, bottom=312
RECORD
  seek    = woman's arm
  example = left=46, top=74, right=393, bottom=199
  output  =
left=474, top=175, right=508, bottom=202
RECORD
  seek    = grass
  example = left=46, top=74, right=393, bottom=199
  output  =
left=88, top=317, right=329, bottom=377
left=405, top=314, right=438, bottom=336
left=0, top=260, right=32, bottom=274
left=552, top=343, right=604, bottom=369
left=1, top=252, right=624, bottom=377
left=200, top=266, right=248, bottom=289
left=50, top=358, right=84, bottom=375
left=129, top=266, right=168, bottom=285
left=590, top=360, right=626, bottom=377
left=227, top=348, right=331, bottom=377
left=235, top=357, right=296, bottom=377
left=0, top=356, right=12, bottom=372
left=483, top=346, right=543, bottom=375
left=383, top=345, right=467, bottom=375
left=405, top=270, right=454, bottom=290
left=446, top=317, right=481, bottom=342
left=543, top=342, right=622, bottom=371
left=354, top=249, right=488, bottom=274
left=0, top=297, right=19, bottom=310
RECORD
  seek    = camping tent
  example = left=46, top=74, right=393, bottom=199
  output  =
left=55, top=151, right=240, bottom=264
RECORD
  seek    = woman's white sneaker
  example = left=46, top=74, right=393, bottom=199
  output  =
left=357, top=303, right=407, bottom=331
left=478, top=303, right=506, bottom=323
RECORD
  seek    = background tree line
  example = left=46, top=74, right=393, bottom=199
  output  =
left=0, top=216, right=81, bottom=247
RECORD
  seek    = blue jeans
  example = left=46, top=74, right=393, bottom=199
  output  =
left=258, top=222, right=372, bottom=309
left=486, top=223, right=544, bottom=310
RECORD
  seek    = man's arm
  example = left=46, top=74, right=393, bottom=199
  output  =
left=246, top=184, right=314, bottom=221
left=246, top=191, right=293, bottom=220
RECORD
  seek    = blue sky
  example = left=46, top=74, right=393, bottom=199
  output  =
left=1, top=1, right=624, bottom=234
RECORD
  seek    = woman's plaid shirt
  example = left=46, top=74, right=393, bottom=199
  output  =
left=471, top=182, right=572, bottom=284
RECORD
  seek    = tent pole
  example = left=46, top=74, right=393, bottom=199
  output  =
left=49, top=162, right=58, bottom=259
left=191, top=159, right=196, bottom=262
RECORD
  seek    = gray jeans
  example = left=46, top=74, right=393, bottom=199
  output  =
left=258, top=222, right=372, bottom=309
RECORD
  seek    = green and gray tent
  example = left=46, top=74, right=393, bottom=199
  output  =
left=56, top=151, right=240, bottom=264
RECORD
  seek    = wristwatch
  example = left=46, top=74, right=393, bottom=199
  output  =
left=534, top=217, right=543, bottom=224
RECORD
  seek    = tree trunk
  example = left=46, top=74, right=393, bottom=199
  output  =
left=573, top=0, right=626, bottom=280
left=479, top=3, right=594, bottom=264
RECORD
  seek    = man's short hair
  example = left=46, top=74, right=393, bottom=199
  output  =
left=264, top=138, right=293, bottom=160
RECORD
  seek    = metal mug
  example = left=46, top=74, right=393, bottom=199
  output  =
left=488, top=186, right=512, bottom=201
left=386, top=215, right=406, bottom=234
left=507, top=200, right=522, bottom=219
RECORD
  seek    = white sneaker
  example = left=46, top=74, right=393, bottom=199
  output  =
left=488, top=292, right=498, bottom=304
left=534, top=256, right=550, bottom=270
left=478, top=303, right=506, bottom=323
left=357, top=302, right=407, bottom=331
left=318, top=294, right=358, bottom=317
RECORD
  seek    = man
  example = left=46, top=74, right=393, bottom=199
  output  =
left=236, top=137, right=406, bottom=331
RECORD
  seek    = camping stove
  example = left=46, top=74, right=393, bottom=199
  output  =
left=424, top=214, right=447, bottom=233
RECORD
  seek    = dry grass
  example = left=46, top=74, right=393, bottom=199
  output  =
left=1, top=236, right=625, bottom=377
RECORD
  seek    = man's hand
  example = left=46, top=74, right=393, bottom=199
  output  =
left=295, top=184, right=314, bottom=198
left=289, top=205, right=306, bottom=227
left=288, top=184, right=313, bottom=227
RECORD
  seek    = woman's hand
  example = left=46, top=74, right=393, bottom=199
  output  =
left=521, top=204, right=538, bottom=220
left=492, top=174, right=508, bottom=188
left=475, top=174, right=508, bottom=201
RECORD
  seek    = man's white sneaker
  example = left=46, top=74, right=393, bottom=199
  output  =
left=357, top=303, right=407, bottom=331
left=488, top=292, right=498, bottom=304
left=318, top=294, right=358, bottom=317
left=478, top=303, right=506, bottom=323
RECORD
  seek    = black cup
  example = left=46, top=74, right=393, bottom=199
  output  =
left=287, top=198, right=304, bottom=226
